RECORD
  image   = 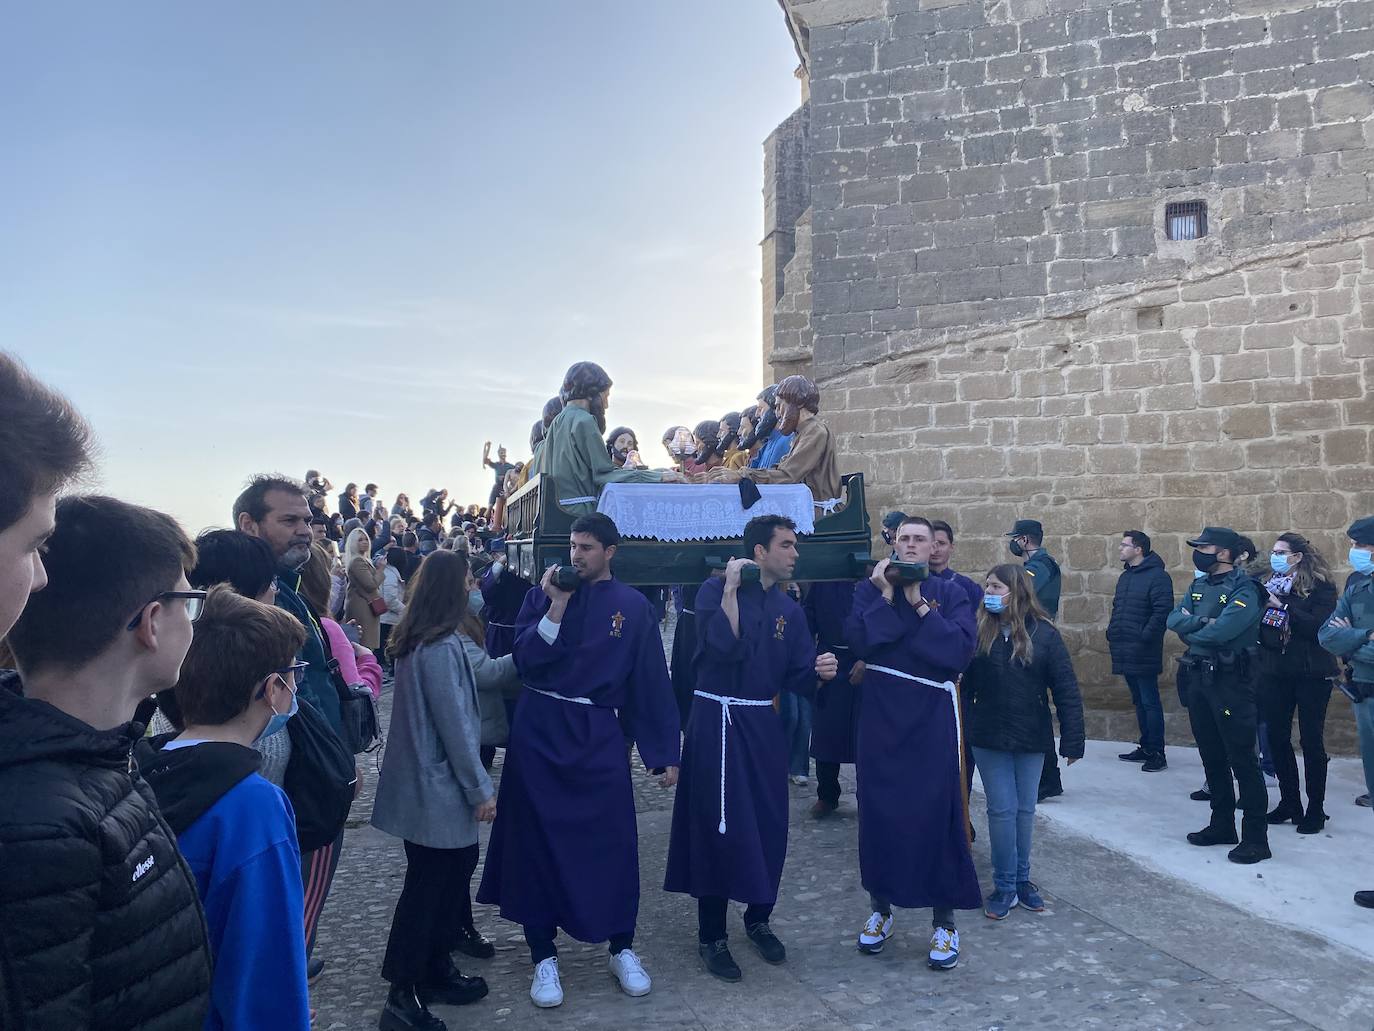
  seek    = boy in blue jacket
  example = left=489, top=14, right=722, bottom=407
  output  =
left=136, top=585, right=312, bottom=1031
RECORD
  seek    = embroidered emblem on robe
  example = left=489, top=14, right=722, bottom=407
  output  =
left=610, top=611, right=625, bottom=638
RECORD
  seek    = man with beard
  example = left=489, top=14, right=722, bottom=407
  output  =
left=477, top=514, right=680, bottom=1008
left=234, top=474, right=350, bottom=974
left=530, top=362, right=683, bottom=514
left=746, top=386, right=793, bottom=470
left=716, top=412, right=750, bottom=470
left=712, top=376, right=842, bottom=503
left=687, top=420, right=723, bottom=476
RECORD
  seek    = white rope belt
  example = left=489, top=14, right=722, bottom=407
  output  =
left=680, top=609, right=694, bottom=616
left=693, top=690, right=774, bottom=834
left=864, top=665, right=963, bottom=775
left=528, top=686, right=594, bottom=706
left=816, top=496, right=844, bottom=514
left=558, top=495, right=598, bottom=506
left=486, top=620, right=516, bottom=629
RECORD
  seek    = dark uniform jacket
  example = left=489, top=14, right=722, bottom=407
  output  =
left=1024, top=549, right=1061, bottom=617
left=0, top=673, right=212, bottom=1030
left=1106, top=552, right=1174, bottom=676
left=964, top=620, right=1085, bottom=758
left=1166, top=567, right=1262, bottom=661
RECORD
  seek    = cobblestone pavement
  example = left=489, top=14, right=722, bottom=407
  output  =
left=312, top=631, right=1374, bottom=1031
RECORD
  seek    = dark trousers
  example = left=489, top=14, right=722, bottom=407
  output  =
left=301, top=829, right=345, bottom=958
left=524, top=927, right=633, bottom=964
left=1124, top=672, right=1166, bottom=754
left=1259, top=673, right=1332, bottom=813
left=1184, top=667, right=1269, bottom=844
left=379, top=622, right=394, bottom=663
left=697, top=897, right=774, bottom=943
left=816, top=760, right=842, bottom=807
left=381, top=841, right=479, bottom=986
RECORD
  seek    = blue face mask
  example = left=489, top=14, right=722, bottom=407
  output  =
left=1192, top=568, right=1207, bottom=580
left=256, top=682, right=298, bottom=744
left=1350, top=547, right=1374, bottom=575
left=983, top=594, right=1006, bottom=613
left=469, top=589, right=485, bottom=615
left=1270, top=553, right=1293, bottom=574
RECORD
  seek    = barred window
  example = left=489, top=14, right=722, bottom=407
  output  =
left=1165, top=200, right=1208, bottom=241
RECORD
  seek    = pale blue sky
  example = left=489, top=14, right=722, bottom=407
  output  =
left=4, top=2, right=802, bottom=530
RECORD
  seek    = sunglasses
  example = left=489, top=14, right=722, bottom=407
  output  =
left=126, top=591, right=209, bottom=631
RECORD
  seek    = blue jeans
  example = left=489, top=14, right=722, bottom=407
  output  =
left=974, top=748, right=1045, bottom=893
left=1124, top=673, right=1165, bottom=753
left=1355, top=698, right=1374, bottom=800
left=778, top=692, right=812, bottom=777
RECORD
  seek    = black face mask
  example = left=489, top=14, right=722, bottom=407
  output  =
left=1192, top=550, right=1219, bottom=573
left=1009, top=539, right=1025, bottom=558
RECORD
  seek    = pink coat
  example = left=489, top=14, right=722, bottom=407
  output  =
left=321, top=617, right=383, bottom=700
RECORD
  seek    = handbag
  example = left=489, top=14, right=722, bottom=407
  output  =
left=368, top=595, right=388, bottom=617
left=283, top=695, right=357, bottom=853
left=327, top=656, right=381, bottom=754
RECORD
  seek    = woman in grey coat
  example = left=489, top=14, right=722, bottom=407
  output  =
left=372, top=550, right=496, bottom=1031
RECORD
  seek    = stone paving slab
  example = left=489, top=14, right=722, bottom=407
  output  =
left=312, top=669, right=1372, bottom=1031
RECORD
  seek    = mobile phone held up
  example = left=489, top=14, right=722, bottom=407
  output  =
left=341, top=622, right=362, bottom=644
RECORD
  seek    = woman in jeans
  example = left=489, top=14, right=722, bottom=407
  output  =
left=1259, top=533, right=1339, bottom=833
left=964, top=565, right=1084, bottom=920
left=373, top=550, right=496, bottom=1031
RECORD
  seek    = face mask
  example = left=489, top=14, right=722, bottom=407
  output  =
left=469, top=589, right=485, bottom=614
left=1193, top=550, right=1219, bottom=574
left=1192, top=568, right=1207, bottom=580
left=1269, top=553, right=1293, bottom=574
left=983, top=594, right=1006, bottom=613
left=1009, top=540, right=1025, bottom=558
left=255, top=682, right=298, bottom=744
left=1350, top=548, right=1374, bottom=575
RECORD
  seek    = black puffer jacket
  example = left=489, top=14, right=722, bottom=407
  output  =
left=1258, top=577, right=1339, bottom=678
left=0, top=673, right=211, bottom=1030
left=965, top=619, right=1085, bottom=757
left=1106, top=552, right=1174, bottom=676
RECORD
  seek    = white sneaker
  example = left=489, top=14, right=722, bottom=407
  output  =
left=530, top=957, right=563, bottom=1008
left=857, top=911, right=893, bottom=954
left=928, top=927, right=960, bottom=970
left=608, top=948, right=652, bottom=997
left=790, top=774, right=810, bottom=786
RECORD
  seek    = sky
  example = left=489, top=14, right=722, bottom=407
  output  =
left=2, top=2, right=803, bottom=532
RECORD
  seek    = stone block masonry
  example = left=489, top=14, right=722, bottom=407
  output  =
left=767, top=0, right=1374, bottom=751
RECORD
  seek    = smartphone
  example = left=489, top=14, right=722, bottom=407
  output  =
left=341, top=622, right=362, bottom=644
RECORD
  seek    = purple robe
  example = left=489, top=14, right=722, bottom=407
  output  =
left=669, top=583, right=701, bottom=730
left=663, top=576, right=816, bottom=904
left=480, top=564, right=532, bottom=659
left=803, top=580, right=861, bottom=765
left=475, top=578, right=680, bottom=942
left=844, top=576, right=980, bottom=910
left=936, top=565, right=984, bottom=613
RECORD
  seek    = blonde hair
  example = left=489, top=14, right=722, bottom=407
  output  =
left=976, top=564, right=1050, bottom=665
left=343, top=527, right=371, bottom=565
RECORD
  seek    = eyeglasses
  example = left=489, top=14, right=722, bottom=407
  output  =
left=257, top=661, right=309, bottom=698
left=126, top=590, right=209, bottom=631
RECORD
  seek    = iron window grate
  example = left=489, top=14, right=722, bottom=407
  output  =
left=1165, top=200, right=1208, bottom=241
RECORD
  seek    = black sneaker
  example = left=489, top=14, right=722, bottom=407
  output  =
left=379, top=986, right=447, bottom=1031
left=1141, top=752, right=1167, bottom=772
left=417, top=971, right=488, bottom=1008
left=452, top=925, right=496, bottom=960
left=1355, top=890, right=1374, bottom=908
left=1118, top=747, right=1148, bottom=763
left=307, top=957, right=325, bottom=984
left=1186, top=825, right=1238, bottom=847
left=1358, top=793, right=1371, bottom=808
left=1227, top=841, right=1272, bottom=864
left=698, top=940, right=742, bottom=982
left=745, top=922, right=787, bottom=965
left=1190, top=788, right=1211, bottom=802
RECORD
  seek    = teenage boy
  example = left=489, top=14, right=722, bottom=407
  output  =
left=0, top=495, right=213, bottom=1029
left=137, top=585, right=311, bottom=1031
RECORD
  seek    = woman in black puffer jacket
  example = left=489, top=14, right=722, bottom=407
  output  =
left=1257, top=533, right=1339, bottom=833
left=964, top=565, right=1084, bottom=920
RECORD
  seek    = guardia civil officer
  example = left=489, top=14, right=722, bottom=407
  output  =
left=1167, top=527, right=1270, bottom=864
left=1004, top=519, right=1063, bottom=801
